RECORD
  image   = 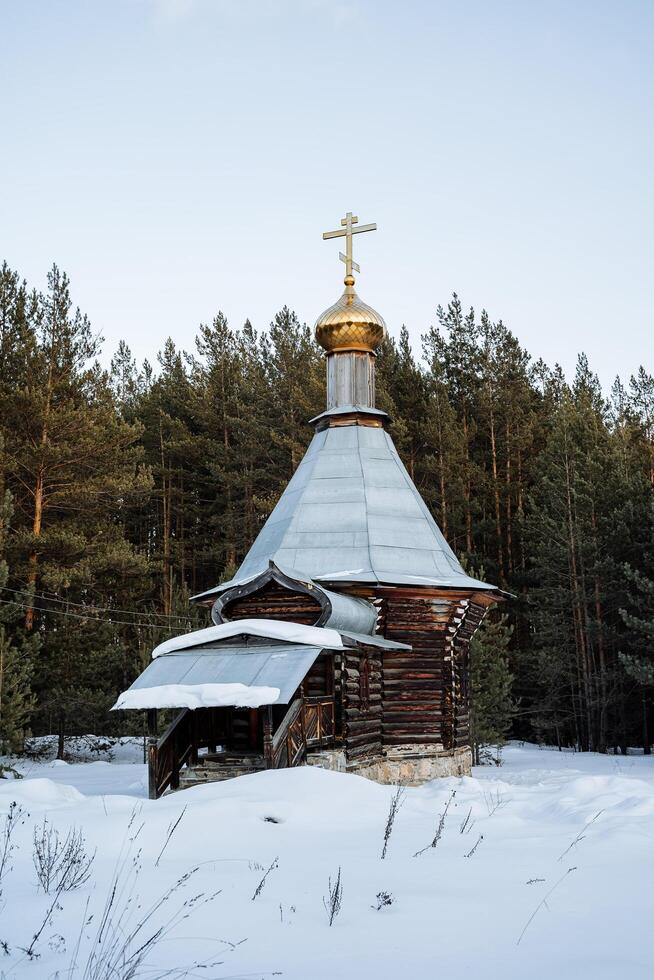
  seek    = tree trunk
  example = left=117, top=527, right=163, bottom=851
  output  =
left=563, top=441, right=592, bottom=751
left=487, top=387, right=505, bottom=585
left=643, top=698, right=650, bottom=755
left=25, top=469, right=45, bottom=630
left=517, top=450, right=526, bottom=573
left=26, top=301, right=57, bottom=631
left=505, top=419, right=513, bottom=575
left=57, top=714, right=65, bottom=760
left=593, top=575, right=607, bottom=752
left=462, top=411, right=473, bottom=553
left=0, top=640, right=4, bottom=739
left=159, top=417, right=172, bottom=615
left=436, top=406, right=448, bottom=538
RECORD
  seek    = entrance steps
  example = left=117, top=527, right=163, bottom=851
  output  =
left=178, top=750, right=266, bottom=788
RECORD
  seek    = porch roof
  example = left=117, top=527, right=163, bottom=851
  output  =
left=112, top=643, right=324, bottom=710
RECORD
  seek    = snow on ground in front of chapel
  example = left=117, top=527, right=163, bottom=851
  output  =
left=1, top=740, right=652, bottom=979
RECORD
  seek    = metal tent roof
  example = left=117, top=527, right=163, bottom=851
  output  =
left=217, top=423, right=495, bottom=592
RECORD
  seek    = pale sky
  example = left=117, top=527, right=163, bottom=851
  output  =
left=2, top=0, right=652, bottom=386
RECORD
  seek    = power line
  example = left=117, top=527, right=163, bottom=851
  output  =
left=0, top=584, right=193, bottom=621
left=0, top=596, right=193, bottom=631
left=0, top=584, right=195, bottom=623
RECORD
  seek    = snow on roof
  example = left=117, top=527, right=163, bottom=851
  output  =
left=151, top=618, right=345, bottom=660
left=113, top=682, right=280, bottom=711
left=115, top=644, right=324, bottom=710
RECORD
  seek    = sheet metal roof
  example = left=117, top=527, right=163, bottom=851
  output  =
left=338, top=630, right=411, bottom=650
left=194, top=568, right=380, bottom=635
left=222, top=424, right=495, bottom=592
left=116, top=626, right=411, bottom=710
left=151, top=619, right=346, bottom=659
left=118, top=644, right=323, bottom=707
left=308, top=405, right=390, bottom=425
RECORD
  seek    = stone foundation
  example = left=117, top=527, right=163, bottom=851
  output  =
left=305, top=749, right=348, bottom=773
left=347, top=744, right=472, bottom=786
left=306, top=744, right=471, bottom=785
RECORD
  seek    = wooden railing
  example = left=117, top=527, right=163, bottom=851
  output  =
left=149, top=697, right=336, bottom=797
left=270, top=698, right=305, bottom=769
left=148, top=708, right=223, bottom=799
left=304, top=696, right=335, bottom=748
left=269, top=696, right=335, bottom=770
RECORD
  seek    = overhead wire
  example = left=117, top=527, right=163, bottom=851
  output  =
left=0, top=584, right=196, bottom=623
left=0, top=595, right=193, bottom=631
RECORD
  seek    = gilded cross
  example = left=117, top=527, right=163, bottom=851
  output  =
left=322, top=211, right=377, bottom=280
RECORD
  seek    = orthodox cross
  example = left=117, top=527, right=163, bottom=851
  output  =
left=322, top=211, right=377, bottom=280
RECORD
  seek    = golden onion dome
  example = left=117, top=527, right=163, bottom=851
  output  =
left=314, top=275, right=387, bottom=353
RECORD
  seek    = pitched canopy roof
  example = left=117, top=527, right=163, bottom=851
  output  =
left=208, top=421, right=495, bottom=594
left=113, top=643, right=323, bottom=709
left=113, top=619, right=411, bottom=710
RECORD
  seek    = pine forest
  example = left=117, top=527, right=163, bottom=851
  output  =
left=1, top=260, right=653, bottom=759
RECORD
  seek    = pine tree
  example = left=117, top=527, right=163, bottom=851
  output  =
left=619, top=573, right=654, bottom=685
left=617, top=501, right=654, bottom=751
left=376, top=326, right=429, bottom=482
left=526, top=356, right=652, bottom=751
left=110, top=340, right=147, bottom=408
left=0, top=262, right=38, bottom=400
left=0, top=439, right=38, bottom=753
left=420, top=359, right=467, bottom=546
left=428, top=296, right=481, bottom=555
left=264, top=307, right=323, bottom=478
left=2, top=266, right=148, bottom=624
left=191, top=312, right=253, bottom=576
left=3, top=258, right=654, bottom=756
left=470, top=612, right=514, bottom=764
left=0, top=265, right=152, bottom=749
left=126, top=337, right=197, bottom=611
left=629, top=367, right=654, bottom=485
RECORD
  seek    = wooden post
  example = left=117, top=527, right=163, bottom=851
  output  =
left=248, top=708, right=258, bottom=749
left=148, top=739, right=158, bottom=800
left=146, top=709, right=159, bottom=799
left=263, top=706, right=273, bottom=769
left=208, top=708, right=217, bottom=754
left=170, top=743, right=180, bottom=790
left=191, top=711, right=199, bottom=765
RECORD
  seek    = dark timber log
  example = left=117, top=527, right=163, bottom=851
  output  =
left=342, top=645, right=382, bottom=760
left=225, top=581, right=321, bottom=625
left=337, top=585, right=494, bottom=754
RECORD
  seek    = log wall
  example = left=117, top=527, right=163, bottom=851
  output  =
left=222, top=580, right=493, bottom=763
left=303, top=654, right=334, bottom=699
left=342, top=645, right=382, bottom=761
left=224, top=582, right=321, bottom=624
left=447, top=599, right=487, bottom=750
left=344, top=586, right=492, bottom=753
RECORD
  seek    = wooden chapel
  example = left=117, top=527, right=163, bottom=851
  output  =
left=114, top=212, right=504, bottom=798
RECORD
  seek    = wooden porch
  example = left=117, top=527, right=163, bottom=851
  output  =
left=147, top=695, right=336, bottom=798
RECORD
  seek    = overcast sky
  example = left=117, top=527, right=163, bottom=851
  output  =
left=2, top=0, right=652, bottom=386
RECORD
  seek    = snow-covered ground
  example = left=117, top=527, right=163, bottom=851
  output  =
left=1, top=741, right=652, bottom=978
